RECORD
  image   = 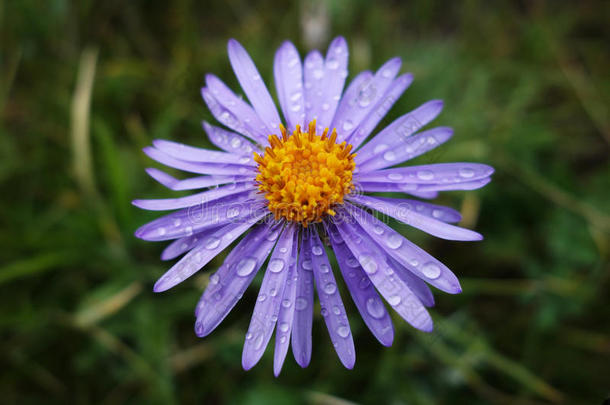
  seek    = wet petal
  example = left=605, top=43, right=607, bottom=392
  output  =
left=325, top=221, right=394, bottom=346
left=143, top=146, right=257, bottom=176
left=273, top=229, right=300, bottom=376
left=242, top=224, right=296, bottom=370
left=228, top=39, right=282, bottom=134
left=355, top=162, right=494, bottom=184
left=153, top=211, right=268, bottom=292
left=349, top=194, right=482, bottom=241
left=349, top=195, right=461, bottom=224
left=274, top=41, right=305, bottom=131
left=194, top=220, right=282, bottom=336
left=145, top=168, right=251, bottom=191
left=316, top=36, right=349, bottom=130
left=356, top=127, right=453, bottom=171
left=202, top=121, right=258, bottom=156
left=152, top=139, right=255, bottom=165
left=345, top=203, right=463, bottom=294
left=307, top=228, right=355, bottom=369
left=334, top=210, right=433, bottom=332
left=333, top=57, right=403, bottom=142
left=291, top=228, right=315, bottom=368
left=347, top=73, right=413, bottom=149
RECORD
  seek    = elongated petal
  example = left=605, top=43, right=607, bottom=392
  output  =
left=356, top=127, right=453, bottom=171
left=132, top=182, right=256, bottom=211
left=194, top=220, right=282, bottom=336
left=152, top=139, right=255, bottom=165
left=303, top=50, right=326, bottom=131
left=333, top=57, right=403, bottom=142
left=348, top=195, right=461, bottom=224
left=325, top=221, right=394, bottom=346
left=273, top=229, right=300, bottom=376
left=228, top=39, right=282, bottom=134
left=205, top=74, right=269, bottom=145
left=135, top=198, right=265, bottom=241
left=145, top=168, right=250, bottom=191
left=202, top=121, right=258, bottom=156
left=416, top=177, right=492, bottom=192
left=334, top=210, right=433, bottom=332
left=307, top=229, right=355, bottom=368
left=274, top=41, right=305, bottom=131
left=356, top=100, right=444, bottom=157
left=386, top=255, right=435, bottom=307
left=143, top=146, right=256, bottom=176
left=291, top=228, right=314, bottom=368
left=201, top=87, right=267, bottom=144
left=161, top=226, right=223, bottom=261
left=345, top=204, right=463, bottom=294
left=316, top=36, right=349, bottom=129
left=355, top=163, right=494, bottom=184
left=350, top=194, right=481, bottom=241
left=347, top=73, right=413, bottom=149
left=242, top=224, right=296, bottom=370
left=153, top=211, right=268, bottom=292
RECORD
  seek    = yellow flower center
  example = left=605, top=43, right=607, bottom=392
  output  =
left=253, top=120, right=356, bottom=226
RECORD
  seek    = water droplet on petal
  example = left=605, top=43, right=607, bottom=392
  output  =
left=459, top=167, right=475, bottom=178
left=337, top=325, right=350, bottom=338
left=342, top=120, right=354, bottom=131
left=312, top=245, right=323, bottom=256
left=387, top=295, right=401, bottom=306
left=386, top=234, right=403, bottom=249
left=205, top=236, right=220, bottom=250
left=359, top=255, right=378, bottom=274
left=417, top=170, right=435, bottom=181
left=279, top=322, right=289, bottom=332
left=383, top=151, right=396, bottom=161
left=269, top=258, right=285, bottom=273
left=230, top=137, right=242, bottom=148
left=422, top=262, right=441, bottom=279
left=323, top=283, right=337, bottom=295
left=236, top=258, right=257, bottom=276
left=366, top=298, right=385, bottom=319
left=302, top=259, right=312, bottom=270
left=226, top=207, right=240, bottom=218
left=387, top=173, right=403, bottom=181
left=295, top=297, right=307, bottom=310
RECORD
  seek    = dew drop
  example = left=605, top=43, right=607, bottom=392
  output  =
left=230, top=137, right=242, bottom=148
left=323, top=282, right=337, bottom=295
left=359, top=277, right=371, bottom=289
left=327, top=58, right=339, bottom=69
left=226, top=207, right=240, bottom=218
left=333, top=306, right=341, bottom=315
left=173, top=219, right=182, bottom=227
left=386, top=234, right=403, bottom=249
left=337, top=325, right=350, bottom=338
left=302, top=259, right=313, bottom=270
left=342, top=120, right=354, bottom=131
left=320, top=264, right=330, bottom=273
left=373, top=225, right=384, bottom=235
left=366, top=298, right=385, bottom=319
left=416, top=170, right=435, bottom=181
left=387, top=173, right=403, bottom=181
left=279, top=322, right=289, bottom=332
left=158, top=227, right=166, bottom=236
left=422, top=262, right=442, bottom=279
left=282, top=299, right=291, bottom=308
left=205, top=236, right=220, bottom=250
left=387, top=295, right=402, bottom=306
left=258, top=294, right=267, bottom=302
left=383, top=151, right=396, bottom=161
left=312, top=245, right=323, bottom=256
left=236, top=258, right=257, bottom=276
left=295, top=297, right=307, bottom=310
left=359, top=255, right=378, bottom=274
left=459, top=167, right=475, bottom=178
left=382, top=68, right=393, bottom=78
left=432, top=209, right=443, bottom=219
left=313, top=69, right=324, bottom=79
left=374, top=144, right=388, bottom=154
left=346, top=258, right=359, bottom=268
left=269, top=258, right=285, bottom=273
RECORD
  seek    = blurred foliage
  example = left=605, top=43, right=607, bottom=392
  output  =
left=1, top=0, right=609, bottom=404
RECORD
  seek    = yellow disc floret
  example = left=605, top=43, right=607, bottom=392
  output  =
left=253, top=120, right=356, bottom=226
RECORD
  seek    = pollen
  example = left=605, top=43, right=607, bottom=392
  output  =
left=253, top=120, right=356, bottom=226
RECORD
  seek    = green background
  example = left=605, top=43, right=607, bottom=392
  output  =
left=2, top=0, right=609, bottom=404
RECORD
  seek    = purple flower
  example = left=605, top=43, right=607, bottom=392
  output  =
left=134, top=37, right=494, bottom=374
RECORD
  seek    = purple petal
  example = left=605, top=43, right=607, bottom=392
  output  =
left=356, top=100, right=444, bottom=158
left=153, top=211, right=268, bottom=292
left=227, top=39, right=282, bottom=134
left=273, top=229, right=300, bottom=376
left=315, top=37, right=349, bottom=130
left=146, top=168, right=250, bottom=191
left=347, top=73, right=413, bottom=149
left=349, top=194, right=482, bottom=241
left=205, top=74, right=269, bottom=145
left=307, top=228, right=355, bottom=369
left=194, top=220, right=282, bottom=336
left=385, top=255, right=435, bottom=307
left=202, top=121, right=258, bottom=156
left=274, top=41, right=305, bottom=131
left=143, top=146, right=257, bottom=176
left=325, top=221, right=394, bottom=346
left=344, top=203, right=462, bottom=294
left=161, top=226, right=223, bottom=261
left=349, top=195, right=461, bottom=224
left=152, top=139, right=255, bottom=165
left=242, top=224, right=297, bottom=370
left=303, top=50, right=326, bottom=132
left=355, top=163, right=494, bottom=184
left=132, top=182, right=256, bottom=211
left=134, top=198, right=265, bottom=241
left=333, top=210, right=433, bottom=332
left=415, top=177, right=493, bottom=192
left=333, top=57, right=403, bottom=142
left=356, top=127, right=453, bottom=171
left=291, top=228, right=314, bottom=368
left=201, top=87, right=267, bottom=145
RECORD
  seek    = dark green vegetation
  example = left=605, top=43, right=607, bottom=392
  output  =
left=1, top=0, right=609, bottom=404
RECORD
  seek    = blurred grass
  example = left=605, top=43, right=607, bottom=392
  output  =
left=1, top=0, right=609, bottom=404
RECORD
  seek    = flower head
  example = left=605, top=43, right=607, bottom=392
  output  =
left=134, top=37, right=494, bottom=374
